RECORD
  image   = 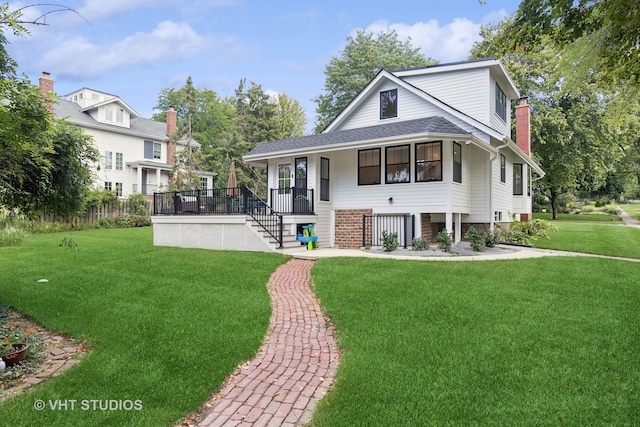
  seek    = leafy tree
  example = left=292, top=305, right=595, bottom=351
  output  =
left=313, top=29, right=437, bottom=133
left=510, top=0, right=640, bottom=85
left=275, top=93, right=306, bottom=139
left=1, top=3, right=99, bottom=218
left=471, top=19, right=627, bottom=219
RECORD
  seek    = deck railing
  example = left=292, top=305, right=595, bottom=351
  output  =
left=362, top=214, right=415, bottom=248
left=269, top=188, right=314, bottom=214
left=153, top=187, right=284, bottom=247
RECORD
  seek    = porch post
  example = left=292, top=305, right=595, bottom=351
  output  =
left=454, top=213, right=462, bottom=243
left=445, top=212, right=453, bottom=238
left=136, top=167, right=143, bottom=194
left=156, top=168, right=161, bottom=193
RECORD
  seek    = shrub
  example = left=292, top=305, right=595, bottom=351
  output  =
left=464, top=226, right=484, bottom=251
left=484, top=230, right=501, bottom=248
left=0, top=209, right=25, bottom=247
left=595, top=198, right=610, bottom=207
left=126, top=194, right=150, bottom=216
left=601, top=204, right=621, bottom=216
left=580, top=204, right=595, bottom=213
left=436, top=229, right=452, bottom=252
left=381, top=231, right=399, bottom=253
left=115, top=215, right=151, bottom=228
left=98, top=217, right=114, bottom=229
left=85, top=188, right=117, bottom=208
left=502, top=219, right=557, bottom=245
left=411, top=237, right=429, bottom=251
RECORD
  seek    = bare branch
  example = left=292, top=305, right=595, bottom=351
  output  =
left=9, top=3, right=90, bottom=27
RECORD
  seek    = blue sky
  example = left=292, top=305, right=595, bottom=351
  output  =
left=7, top=0, right=519, bottom=132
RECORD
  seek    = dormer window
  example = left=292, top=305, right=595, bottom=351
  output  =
left=105, top=106, right=113, bottom=121
left=380, top=89, right=398, bottom=119
left=495, top=83, right=507, bottom=122
left=116, top=108, right=124, bottom=123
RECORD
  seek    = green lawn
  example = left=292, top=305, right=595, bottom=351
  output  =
left=534, top=212, right=621, bottom=222
left=310, top=257, right=640, bottom=426
left=620, top=203, right=640, bottom=221
left=531, top=213, right=640, bottom=258
left=0, top=228, right=287, bottom=426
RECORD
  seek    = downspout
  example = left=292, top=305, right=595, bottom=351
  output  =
left=489, top=141, right=509, bottom=231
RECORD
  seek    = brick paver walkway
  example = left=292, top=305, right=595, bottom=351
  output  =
left=198, top=259, right=339, bottom=427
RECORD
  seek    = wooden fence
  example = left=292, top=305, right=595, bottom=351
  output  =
left=37, top=199, right=152, bottom=224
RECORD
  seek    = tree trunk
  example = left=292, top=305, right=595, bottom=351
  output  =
left=550, top=189, right=559, bottom=220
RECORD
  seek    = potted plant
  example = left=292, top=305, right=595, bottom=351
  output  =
left=1, top=322, right=30, bottom=366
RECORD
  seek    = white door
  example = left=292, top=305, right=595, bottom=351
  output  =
left=273, top=162, right=292, bottom=212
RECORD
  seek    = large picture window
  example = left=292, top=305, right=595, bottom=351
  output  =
left=453, top=142, right=462, bottom=183
left=358, top=148, right=381, bottom=185
left=385, top=145, right=410, bottom=184
left=513, top=163, right=523, bottom=195
left=380, top=89, right=398, bottom=119
left=495, top=82, right=507, bottom=121
left=320, top=157, right=330, bottom=201
left=415, top=142, right=442, bottom=182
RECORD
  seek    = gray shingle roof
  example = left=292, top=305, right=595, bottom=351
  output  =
left=53, top=99, right=199, bottom=147
left=247, top=116, right=470, bottom=156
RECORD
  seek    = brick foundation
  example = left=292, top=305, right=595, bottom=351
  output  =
left=420, top=213, right=433, bottom=242
left=335, top=209, right=372, bottom=249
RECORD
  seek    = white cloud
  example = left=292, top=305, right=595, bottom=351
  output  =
left=361, top=8, right=510, bottom=64
left=78, top=0, right=168, bottom=20
left=40, top=21, right=212, bottom=78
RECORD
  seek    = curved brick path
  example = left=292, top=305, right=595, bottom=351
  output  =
left=198, top=259, right=339, bottom=426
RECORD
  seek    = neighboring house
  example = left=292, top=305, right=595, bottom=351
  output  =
left=152, top=58, right=543, bottom=253
left=39, top=72, right=215, bottom=198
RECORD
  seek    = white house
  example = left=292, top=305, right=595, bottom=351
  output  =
left=39, top=72, right=216, bottom=198
left=152, top=58, right=543, bottom=252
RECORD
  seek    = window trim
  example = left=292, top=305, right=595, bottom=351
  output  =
left=379, top=88, right=398, bottom=120
left=320, top=157, right=330, bottom=201
left=385, top=144, right=410, bottom=184
left=415, top=141, right=443, bottom=182
left=453, top=142, right=462, bottom=184
left=513, top=163, right=523, bottom=195
left=495, top=82, right=507, bottom=122
left=500, top=154, right=506, bottom=183
left=294, top=157, right=307, bottom=189
left=358, top=148, right=381, bottom=186
left=116, top=152, right=123, bottom=171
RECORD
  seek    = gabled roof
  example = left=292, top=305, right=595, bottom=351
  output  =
left=245, top=116, right=470, bottom=158
left=54, top=99, right=200, bottom=147
left=324, top=69, right=504, bottom=140
left=81, top=97, right=140, bottom=118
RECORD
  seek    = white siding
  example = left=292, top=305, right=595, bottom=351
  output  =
left=336, top=83, right=445, bottom=131
left=467, top=145, right=489, bottom=222
left=450, top=142, right=471, bottom=214
left=403, top=68, right=490, bottom=125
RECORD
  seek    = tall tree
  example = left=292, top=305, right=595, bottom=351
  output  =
left=1, top=4, right=99, bottom=218
left=510, top=0, right=640, bottom=86
left=313, top=29, right=436, bottom=133
left=274, top=93, right=306, bottom=139
left=471, top=19, right=628, bottom=218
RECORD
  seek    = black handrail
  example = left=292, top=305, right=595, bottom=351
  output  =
left=242, top=186, right=283, bottom=248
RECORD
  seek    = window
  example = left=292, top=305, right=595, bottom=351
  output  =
left=104, top=181, right=112, bottom=191
left=495, top=82, right=507, bottom=121
left=104, top=151, right=113, bottom=170
left=358, top=148, right=381, bottom=185
left=320, top=157, right=330, bottom=201
left=116, top=108, right=124, bottom=123
left=500, top=154, right=506, bottom=183
left=380, top=89, right=398, bottom=119
left=513, top=163, right=523, bottom=195
left=200, top=177, right=208, bottom=191
left=385, top=145, right=410, bottom=184
left=105, top=105, right=113, bottom=121
left=278, top=163, right=291, bottom=194
left=453, top=142, right=462, bottom=183
left=116, top=152, right=123, bottom=171
left=115, top=182, right=123, bottom=197
left=295, top=157, right=307, bottom=189
left=495, top=211, right=503, bottom=221
left=415, top=142, right=442, bottom=182
left=78, top=93, right=83, bottom=100
left=144, top=140, right=161, bottom=159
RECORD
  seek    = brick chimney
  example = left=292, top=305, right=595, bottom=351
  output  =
left=166, top=106, right=177, bottom=138
left=166, top=106, right=177, bottom=165
left=39, top=71, right=55, bottom=113
left=515, top=97, right=530, bottom=156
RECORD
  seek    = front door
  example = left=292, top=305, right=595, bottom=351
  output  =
left=293, top=157, right=309, bottom=213
left=274, top=162, right=292, bottom=212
